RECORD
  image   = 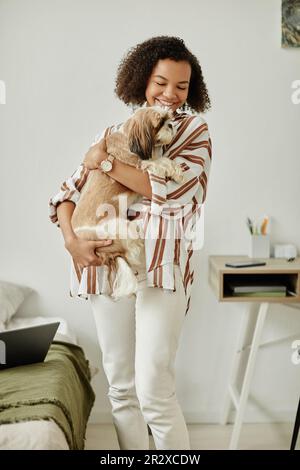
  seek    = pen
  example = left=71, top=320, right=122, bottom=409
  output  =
left=246, top=217, right=253, bottom=234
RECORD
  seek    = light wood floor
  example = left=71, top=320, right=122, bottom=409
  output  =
left=85, top=422, right=297, bottom=450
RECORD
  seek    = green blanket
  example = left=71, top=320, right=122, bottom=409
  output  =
left=0, top=341, right=95, bottom=450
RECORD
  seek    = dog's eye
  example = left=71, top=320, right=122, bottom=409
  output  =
left=168, top=124, right=173, bottom=129
left=157, top=118, right=166, bottom=130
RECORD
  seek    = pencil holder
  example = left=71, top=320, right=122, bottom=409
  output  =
left=248, top=234, right=270, bottom=258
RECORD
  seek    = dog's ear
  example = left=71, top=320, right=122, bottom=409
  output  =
left=150, top=109, right=165, bottom=129
left=127, top=113, right=156, bottom=160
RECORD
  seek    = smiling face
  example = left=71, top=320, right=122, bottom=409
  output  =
left=145, top=58, right=191, bottom=113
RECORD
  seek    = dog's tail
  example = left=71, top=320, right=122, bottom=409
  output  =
left=111, top=257, right=138, bottom=300
left=95, top=250, right=139, bottom=299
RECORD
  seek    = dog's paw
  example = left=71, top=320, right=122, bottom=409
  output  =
left=139, top=160, right=152, bottom=172
left=163, top=161, right=185, bottom=183
left=140, top=158, right=185, bottom=184
left=172, top=165, right=185, bottom=183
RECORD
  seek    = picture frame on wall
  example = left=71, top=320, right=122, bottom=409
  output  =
left=282, top=0, right=300, bottom=47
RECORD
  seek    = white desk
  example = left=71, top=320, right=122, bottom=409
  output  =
left=208, top=255, right=300, bottom=450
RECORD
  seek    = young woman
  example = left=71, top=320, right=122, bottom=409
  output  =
left=49, top=36, right=212, bottom=450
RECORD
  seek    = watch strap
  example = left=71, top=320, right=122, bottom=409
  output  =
left=107, top=154, right=115, bottom=163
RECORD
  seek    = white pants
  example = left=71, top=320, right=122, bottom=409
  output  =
left=89, top=265, right=190, bottom=450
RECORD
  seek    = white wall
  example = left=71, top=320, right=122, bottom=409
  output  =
left=1, top=0, right=299, bottom=425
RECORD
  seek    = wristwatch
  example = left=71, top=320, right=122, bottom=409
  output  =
left=100, top=154, right=115, bottom=173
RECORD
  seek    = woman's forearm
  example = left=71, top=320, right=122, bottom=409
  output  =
left=83, top=141, right=152, bottom=199
left=107, top=159, right=152, bottom=199
left=56, top=201, right=77, bottom=244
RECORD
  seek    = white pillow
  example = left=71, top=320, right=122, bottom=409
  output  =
left=0, top=280, right=33, bottom=325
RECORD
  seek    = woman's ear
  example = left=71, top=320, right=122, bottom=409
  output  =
left=127, top=114, right=156, bottom=160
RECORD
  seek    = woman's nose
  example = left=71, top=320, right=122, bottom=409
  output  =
left=163, top=87, right=177, bottom=99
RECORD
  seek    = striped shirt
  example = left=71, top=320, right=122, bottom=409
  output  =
left=49, top=108, right=212, bottom=315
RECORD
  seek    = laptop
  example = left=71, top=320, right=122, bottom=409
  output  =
left=0, top=322, right=60, bottom=369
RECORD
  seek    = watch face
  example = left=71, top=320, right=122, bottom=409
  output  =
left=101, top=160, right=113, bottom=172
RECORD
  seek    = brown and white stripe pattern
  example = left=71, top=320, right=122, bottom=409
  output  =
left=49, top=110, right=212, bottom=315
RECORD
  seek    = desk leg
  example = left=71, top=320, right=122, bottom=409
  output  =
left=229, top=302, right=269, bottom=450
left=221, top=306, right=252, bottom=425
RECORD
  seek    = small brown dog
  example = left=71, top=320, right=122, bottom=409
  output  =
left=71, top=106, right=184, bottom=299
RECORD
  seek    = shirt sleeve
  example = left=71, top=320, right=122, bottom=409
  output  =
left=49, top=164, right=91, bottom=227
left=146, top=116, right=212, bottom=215
left=49, top=127, right=109, bottom=227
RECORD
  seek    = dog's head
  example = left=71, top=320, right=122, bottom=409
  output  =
left=124, top=106, right=176, bottom=160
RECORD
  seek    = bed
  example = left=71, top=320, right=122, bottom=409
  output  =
left=0, top=281, right=96, bottom=450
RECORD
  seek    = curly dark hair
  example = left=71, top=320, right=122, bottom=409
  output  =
left=114, top=36, right=211, bottom=114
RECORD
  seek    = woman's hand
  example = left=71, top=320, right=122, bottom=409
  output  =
left=65, top=236, right=112, bottom=268
left=83, top=138, right=108, bottom=170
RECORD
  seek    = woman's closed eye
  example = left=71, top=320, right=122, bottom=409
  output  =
left=155, top=82, right=187, bottom=90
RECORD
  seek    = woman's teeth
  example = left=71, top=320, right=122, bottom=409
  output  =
left=156, top=99, right=176, bottom=107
